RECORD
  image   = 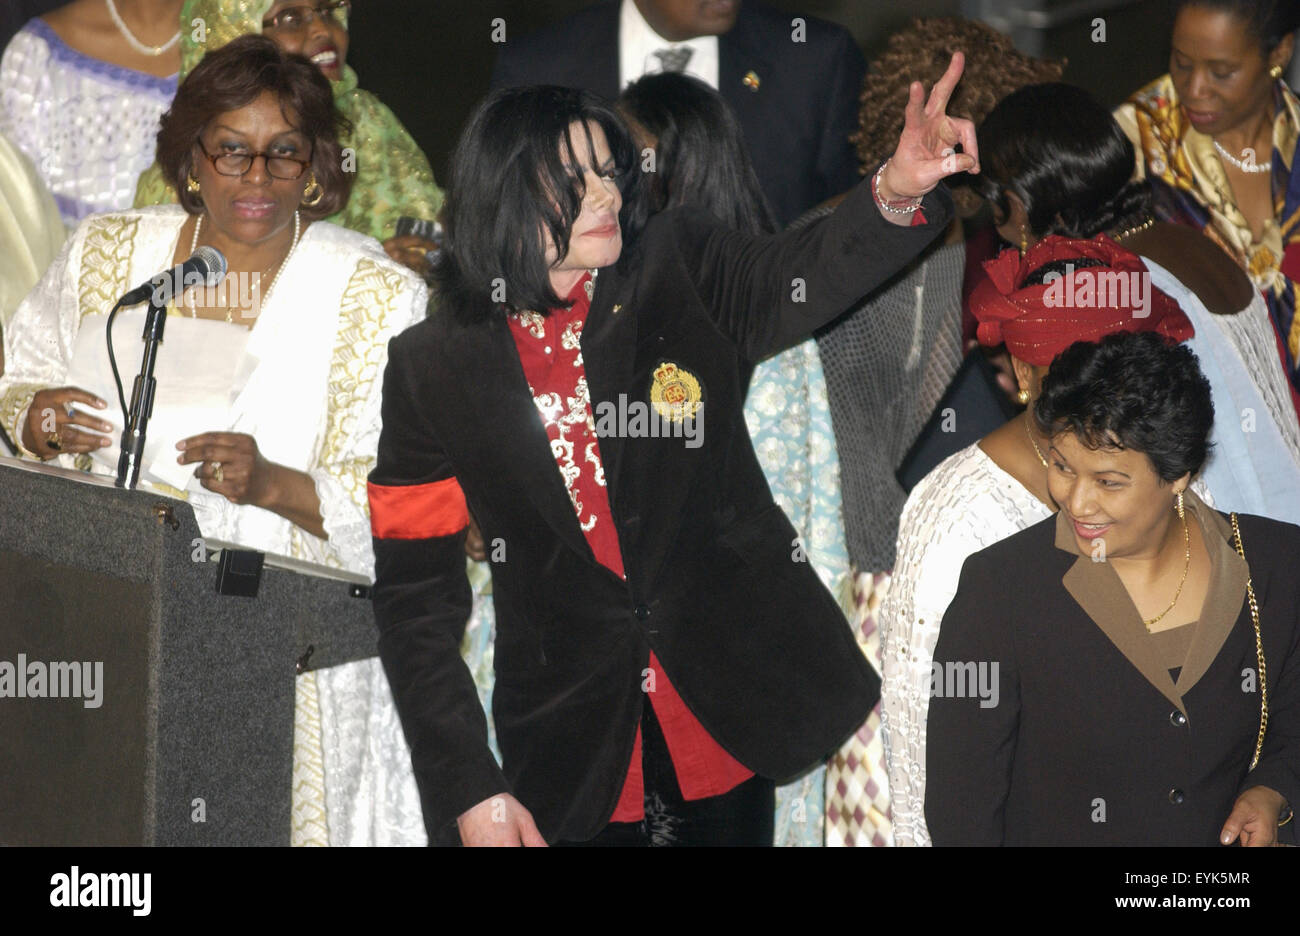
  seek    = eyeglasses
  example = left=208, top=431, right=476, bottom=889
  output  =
left=262, top=0, right=350, bottom=33
left=195, top=141, right=313, bottom=180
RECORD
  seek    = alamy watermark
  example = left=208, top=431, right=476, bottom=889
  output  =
left=1041, top=264, right=1153, bottom=318
left=0, top=653, right=103, bottom=709
left=149, top=269, right=266, bottom=321
left=930, top=660, right=999, bottom=708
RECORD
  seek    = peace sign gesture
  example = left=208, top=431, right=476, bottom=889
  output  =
left=878, top=51, right=981, bottom=202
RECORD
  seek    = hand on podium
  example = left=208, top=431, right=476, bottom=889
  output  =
left=22, top=386, right=111, bottom=458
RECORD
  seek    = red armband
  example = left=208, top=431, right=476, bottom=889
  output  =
left=368, top=477, right=469, bottom=539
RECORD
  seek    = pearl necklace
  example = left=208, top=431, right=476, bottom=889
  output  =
left=105, top=0, right=181, bottom=56
left=1113, top=217, right=1155, bottom=242
left=1212, top=139, right=1272, bottom=174
left=185, top=211, right=301, bottom=323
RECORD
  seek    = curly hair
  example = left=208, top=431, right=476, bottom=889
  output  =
left=1033, top=331, right=1215, bottom=482
left=854, top=17, right=1065, bottom=180
left=157, top=35, right=352, bottom=221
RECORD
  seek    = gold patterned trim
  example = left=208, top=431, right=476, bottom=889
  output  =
left=321, top=258, right=403, bottom=516
left=78, top=215, right=140, bottom=323
left=0, top=383, right=43, bottom=457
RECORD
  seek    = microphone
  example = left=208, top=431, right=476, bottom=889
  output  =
left=118, top=246, right=227, bottom=307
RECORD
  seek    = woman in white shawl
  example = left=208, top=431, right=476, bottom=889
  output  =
left=0, top=37, right=427, bottom=843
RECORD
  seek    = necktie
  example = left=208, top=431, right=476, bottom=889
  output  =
left=653, top=46, right=693, bottom=73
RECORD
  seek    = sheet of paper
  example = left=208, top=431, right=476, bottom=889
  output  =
left=64, top=311, right=255, bottom=491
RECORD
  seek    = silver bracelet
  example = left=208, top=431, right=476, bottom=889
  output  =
left=873, top=159, right=923, bottom=214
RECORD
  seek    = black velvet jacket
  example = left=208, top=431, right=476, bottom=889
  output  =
left=370, top=177, right=953, bottom=843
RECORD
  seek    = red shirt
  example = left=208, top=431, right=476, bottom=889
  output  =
left=506, top=271, right=753, bottom=822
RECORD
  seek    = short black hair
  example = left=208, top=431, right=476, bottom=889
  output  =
left=618, top=72, right=776, bottom=236
left=975, top=83, right=1152, bottom=240
left=1173, top=0, right=1300, bottom=54
left=436, top=86, right=643, bottom=319
left=1034, top=331, right=1215, bottom=482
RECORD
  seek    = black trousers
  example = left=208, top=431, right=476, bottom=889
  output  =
left=555, top=698, right=775, bottom=847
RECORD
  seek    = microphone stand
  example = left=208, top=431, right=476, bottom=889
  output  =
left=114, top=293, right=168, bottom=490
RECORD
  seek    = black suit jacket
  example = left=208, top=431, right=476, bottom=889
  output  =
left=926, top=504, right=1300, bottom=846
left=489, top=0, right=866, bottom=227
left=370, top=176, right=953, bottom=843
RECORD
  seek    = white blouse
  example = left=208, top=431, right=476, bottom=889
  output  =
left=878, top=443, right=1052, bottom=847
left=0, top=19, right=177, bottom=226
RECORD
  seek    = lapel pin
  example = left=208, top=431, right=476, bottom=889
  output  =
left=742, top=71, right=760, bottom=92
left=612, top=304, right=622, bottom=314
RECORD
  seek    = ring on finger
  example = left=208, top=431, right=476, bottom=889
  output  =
left=46, top=431, right=62, bottom=452
left=210, top=461, right=224, bottom=483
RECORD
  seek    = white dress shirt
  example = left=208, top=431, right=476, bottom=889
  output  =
left=618, top=0, right=720, bottom=91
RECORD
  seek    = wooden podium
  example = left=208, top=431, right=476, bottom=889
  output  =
left=0, top=458, right=378, bottom=845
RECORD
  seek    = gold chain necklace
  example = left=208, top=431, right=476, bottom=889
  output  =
left=1143, top=508, right=1191, bottom=631
left=1025, top=416, right=1048, bottom=469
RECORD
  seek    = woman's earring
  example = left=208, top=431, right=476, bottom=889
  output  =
left=186, top=174, right=201, bottom=194
left=1270, top=64, right=1284, bottom=80
left=1176, top=490, right=1185, bottom=520
left=1019, top=224, right=1029, bottom=257
left=300, top=173, right=324, bottom=208
left=1016, top=388, right=1031, bottom=405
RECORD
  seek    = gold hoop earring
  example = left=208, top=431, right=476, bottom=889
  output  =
left=186, top=174, right=201, bottom=194
left=1016, top=388, right=1031, bottom=405
left=1176, top=490, right=1185, bottom=520
left=300, top=174, right=324, bottom=208
left=1270, top=64, right=1284, bottom=80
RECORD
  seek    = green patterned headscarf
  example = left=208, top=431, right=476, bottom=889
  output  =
left=134, top=0, right=442, bottom=243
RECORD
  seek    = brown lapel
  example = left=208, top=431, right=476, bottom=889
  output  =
left=1054, top=490, right=1249, bottom=716
left=1057, top=513, right=1185, bottom=715
left=1175, top=496, right=1249, bottom=695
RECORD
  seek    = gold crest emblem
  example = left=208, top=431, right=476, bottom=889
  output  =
left=650, top=362, right=703, bottom=422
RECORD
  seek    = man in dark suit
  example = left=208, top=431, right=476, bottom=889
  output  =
left=490, top=0, right=866, bottom=227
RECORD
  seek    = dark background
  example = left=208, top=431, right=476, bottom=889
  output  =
left=0, top=0, right=1215, bottom=184
left=347, top=0, right=1178, bottom=183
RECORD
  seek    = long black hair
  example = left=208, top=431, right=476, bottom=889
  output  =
left=975, top=82, right=1152, bottom=240
left=618, top=72, right=776, bottom=236
left=436, top=86, right=643, bottom=320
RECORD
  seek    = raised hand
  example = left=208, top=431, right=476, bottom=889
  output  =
left=880, top=51, right=981, bottom=201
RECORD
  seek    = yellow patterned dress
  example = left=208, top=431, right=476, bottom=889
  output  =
left=1116, top=74, right=1300, bottom=393
left=0, top=205, right=428, bottom=844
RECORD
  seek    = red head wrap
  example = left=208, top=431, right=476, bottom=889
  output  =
left=969, top=234, right=1194, bottom=366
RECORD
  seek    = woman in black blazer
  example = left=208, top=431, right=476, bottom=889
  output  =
left=369, top=60, right=981, bottom=845
left=926, top=331, right=1299, bottom=846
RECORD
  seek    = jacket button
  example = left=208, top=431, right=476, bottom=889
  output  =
left=1168, top=788, right=1185, bottom=805
left=635, top=605, right=651, bottom=622
left=1170, top=710, right=1187, bottom=727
